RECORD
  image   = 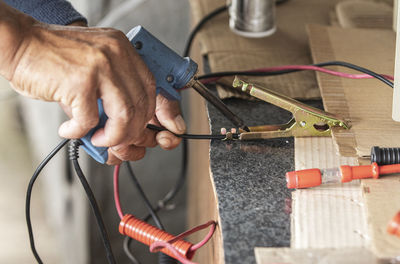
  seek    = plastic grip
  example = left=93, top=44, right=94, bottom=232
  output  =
left=80, top=26, right=197, bottom=163
left=371, top=146, right=400, bottom=165
left=286, top=168, right=322, bottom=189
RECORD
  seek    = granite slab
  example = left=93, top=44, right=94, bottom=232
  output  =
left=206, top=91, right=322, bottom=263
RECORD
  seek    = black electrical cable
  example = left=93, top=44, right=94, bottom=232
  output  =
left=125, top=162, right=164, bottom=229
left=151, top=0, right=229, bottom=238
left=26, top=138, right=70, bottom=264
left=69, top=140, right=116, bottom=264
left=129, top=1, right=231, bottom=255
left=183, top=0, right=291, bottom=57
left=124, top=162, right=177, bottom=264
left=183, top=5, right=228, bottom=57
left=144, top=139, right=187, bottom=222
left=124, top=1, right=293, bottom=262
left=146, top=124, right=237, bottom=140
left=317, top=61, right=393, bottom=88
left=123, top=236, right=141, bottom=264
left=197, top=61, right=394, bottom=88
left=276, top=0, right=290, bottom=4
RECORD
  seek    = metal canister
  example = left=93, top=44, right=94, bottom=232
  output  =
left=228, top=0, right=276, bottom=38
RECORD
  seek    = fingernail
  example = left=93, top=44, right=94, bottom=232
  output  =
left=174, top=115, right=186, bottom=133
left=58, top=120, right=78, bottom=138
left=91, top=133, right=106, bottom=147
left=111, top=145, right=123, bottom=151
left=158, top=137, right=171, bottom=148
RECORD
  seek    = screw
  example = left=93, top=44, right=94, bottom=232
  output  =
left=166, top=75, right=174, bottom=83
left=300, top=121, right=306, bottom=127
left=134, top=41, right=143, bottom=50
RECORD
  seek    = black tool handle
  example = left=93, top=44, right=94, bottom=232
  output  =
left=371, top=146, right=400, bottom=165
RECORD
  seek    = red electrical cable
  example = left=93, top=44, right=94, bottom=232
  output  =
left=113, top=164, right=124, bottom=219
left=198, top=64, right=394, bottom=85
left=113, top=165, right=217, bottom=264
left=150, top=220, right=216, bottom=253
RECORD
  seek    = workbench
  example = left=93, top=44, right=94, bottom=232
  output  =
left=188, top=0, right=398, bottom=264
left=187, top=86, right=294, bottom=263
left=186, top=72, right=325, bottom=263
left=185, top=1, right=330, bottom=263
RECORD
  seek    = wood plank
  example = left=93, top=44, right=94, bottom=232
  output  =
left=186, top=31, right=224, bottom=263
left=186, top=86, right=224, bottom=263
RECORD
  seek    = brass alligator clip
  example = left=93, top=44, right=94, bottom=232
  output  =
left=232, top=77, right=350, bottom=140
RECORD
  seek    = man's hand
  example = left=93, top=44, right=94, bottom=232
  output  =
left=107, top=94, right=186, bottom=164
left=0, top=3, right=186, bottom=164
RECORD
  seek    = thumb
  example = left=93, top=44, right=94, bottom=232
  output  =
left=155, top=94, right=186, bottom=134
left=58, top=97, right=99, bottom=139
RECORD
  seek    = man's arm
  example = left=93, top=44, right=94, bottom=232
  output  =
left=0, top=1, right=186, bottom=164
left=4, top=0, right=87, bottom=25
left=0, top=1, right=185, bottom=164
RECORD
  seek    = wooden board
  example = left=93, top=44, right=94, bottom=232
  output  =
left=186, top=34, right=224, bottom=263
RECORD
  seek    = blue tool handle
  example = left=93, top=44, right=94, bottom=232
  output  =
left=80, top=26, right=198, bottom=163
left=126, top=26, right=198, bottom=100
left=80, top=99, right=108, bottom=163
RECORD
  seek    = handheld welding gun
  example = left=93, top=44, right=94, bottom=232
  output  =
left=80, top=25, right=245, bottom=163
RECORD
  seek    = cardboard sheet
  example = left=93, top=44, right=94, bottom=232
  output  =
left=336, top=0, right=393, bottom=29
left=292, top=138, right=365, bottom=249
left=308, top=25, right=400, bottom=259
left=308, top=25, right=397, bottom=157
left=362, top=176, right=400, bottom=258
left=188, top=0, right=347, bottom=100
left=255, top=247, right=378, bottom=264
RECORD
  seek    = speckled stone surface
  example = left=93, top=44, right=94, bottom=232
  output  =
left=206, top=93, right=323, bottom=264
left=207, top=95, right=294, bottom=264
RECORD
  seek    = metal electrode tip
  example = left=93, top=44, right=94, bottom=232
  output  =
left=191, top=80, right=247, bottom=130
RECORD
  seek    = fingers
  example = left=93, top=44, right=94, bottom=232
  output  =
left=154, top=94, right=185, bottom=150
left=107, top=145, right=146, bottom=165
left=90, top=39, right=156, bottom=148
left=58, top=96, right=99, bottom=139
left=155, top=94, right=186, bottom=134
left=90, top=79, right=153, bottom=148
left=90, top=94, right=156, bottom=148
left=13, top=23, right=163, bottom=163
left=156, top=131, right=182, bottom=150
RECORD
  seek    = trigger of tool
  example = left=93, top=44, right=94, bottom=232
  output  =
left=231, top=77, right=350, bottom=140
